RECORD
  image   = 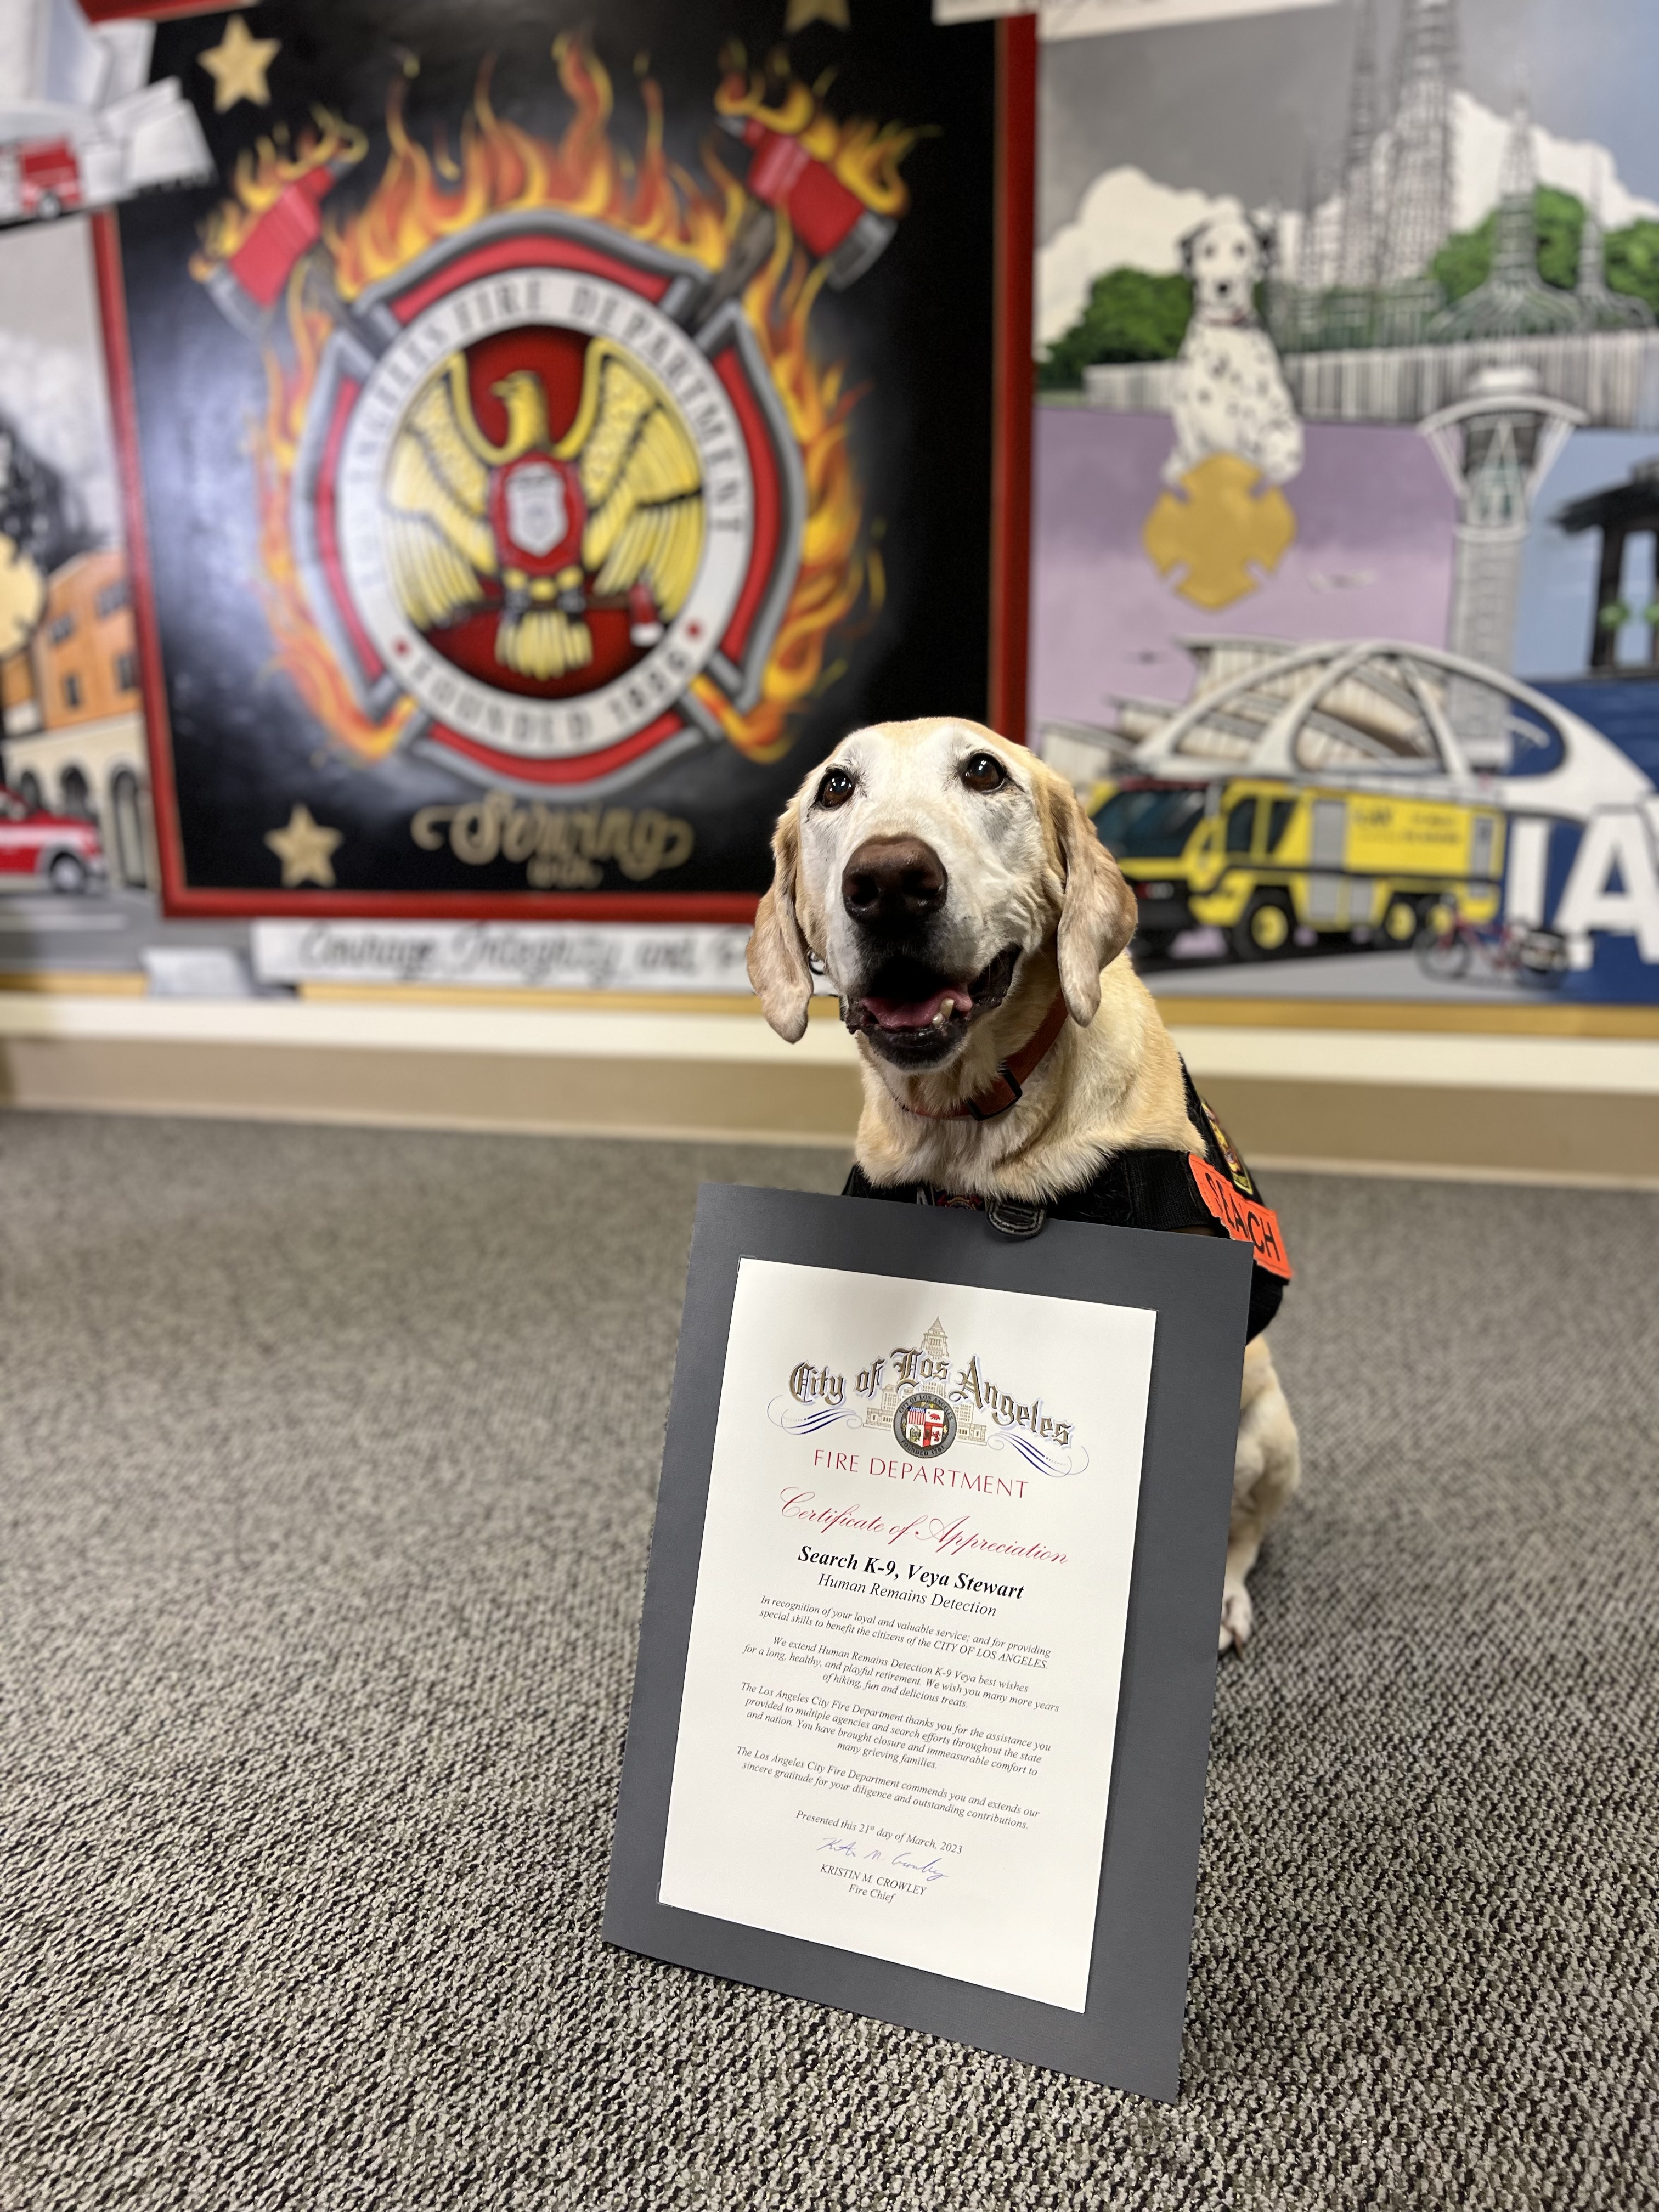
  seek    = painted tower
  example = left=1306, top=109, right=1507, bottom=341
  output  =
left=1575, top=155, right=1654, bottom=332
left=1336, top=0, right=1383, bottom=290
left=1419, top=365, right=1584, bottom=763
left=1379, top=0, right=1459, bottom=286
left=1433, top=94, right=1583, bottom=340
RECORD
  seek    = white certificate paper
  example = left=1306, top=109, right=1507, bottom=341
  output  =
left=659, top=1258, right=1157, bottom=2012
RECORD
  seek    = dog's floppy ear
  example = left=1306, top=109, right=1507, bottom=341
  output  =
left=1043, top=768, right=1138, bottom=1026
left=747, top=802, right=814, bottom=1042
left=1177, top=221, right=1202, bottom=277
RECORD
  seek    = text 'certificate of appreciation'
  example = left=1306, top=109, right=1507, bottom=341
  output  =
left=658, top=1257, right=1156, bottom=2013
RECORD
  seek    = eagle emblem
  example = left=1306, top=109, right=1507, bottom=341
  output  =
left=382, top=336, right=705, bottom=681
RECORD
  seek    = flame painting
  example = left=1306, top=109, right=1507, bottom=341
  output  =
left=191, top=38, right=915, bottom=769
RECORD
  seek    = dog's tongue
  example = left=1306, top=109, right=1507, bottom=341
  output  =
left=860, top=985, right=972, bottom=1031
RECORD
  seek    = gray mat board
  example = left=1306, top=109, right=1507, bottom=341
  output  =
left=606, top=1186, right=1253, bottom=2097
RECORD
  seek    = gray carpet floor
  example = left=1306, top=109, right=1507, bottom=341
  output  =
left=1, top=1113, right=1655, bottom=2212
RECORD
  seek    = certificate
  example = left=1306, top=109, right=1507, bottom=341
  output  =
left=605, top=1185, right=1252, bottom=2099
left=659, top=1259, right=1155, bottom=2011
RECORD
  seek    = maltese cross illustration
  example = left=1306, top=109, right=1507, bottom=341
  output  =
left=1142, top=453, right=1295, bottom=611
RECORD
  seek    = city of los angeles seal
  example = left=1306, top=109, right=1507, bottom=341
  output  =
left=893, top=1390, right=957, bottom=1459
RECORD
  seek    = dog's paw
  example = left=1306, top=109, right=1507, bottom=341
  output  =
left=1218, top=1584, right=1253, bottom=1654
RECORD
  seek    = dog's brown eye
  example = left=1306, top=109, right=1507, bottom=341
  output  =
left=816, top=765, right=856, bottom=809
left=961, top=751, right=1007, bottom=794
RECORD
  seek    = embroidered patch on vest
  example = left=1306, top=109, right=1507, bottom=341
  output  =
left=1199, top=1098, right=1255, bottom=1194
left=1188, top=1155, right=1292, bottom=1279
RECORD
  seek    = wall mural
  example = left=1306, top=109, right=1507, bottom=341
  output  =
left=0, top=211, right=157, bottom=952
left=102, top=0, right=1000, bottom=917
left=5, top=0, right=1651, bottom=1015
left=1034, top=0, right=1659, bottom=1005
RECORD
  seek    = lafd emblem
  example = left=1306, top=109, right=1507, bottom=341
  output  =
left=287, top=229, right=802, bottom=789
left=186, top=41, right=925, bottom=816
left=894, top=1391, right=957, bottom=1458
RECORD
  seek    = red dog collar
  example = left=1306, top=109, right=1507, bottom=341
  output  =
left=900, top=991, right=1069, bottom=1122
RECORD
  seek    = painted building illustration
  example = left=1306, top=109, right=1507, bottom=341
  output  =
left=1, top=546, right=151, bottom=885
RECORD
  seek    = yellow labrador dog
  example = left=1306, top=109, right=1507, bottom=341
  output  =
left=747, top=716, right=1300, bottom=1651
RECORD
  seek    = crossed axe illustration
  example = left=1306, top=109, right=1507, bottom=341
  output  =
left=202, top=107, right=894, bottom=345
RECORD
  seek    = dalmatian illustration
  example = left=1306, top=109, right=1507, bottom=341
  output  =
left=1164, top=208, right=1304, bottom=489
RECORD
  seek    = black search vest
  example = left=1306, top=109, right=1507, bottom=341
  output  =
left=842, top=1065, right=1288, bottom=1341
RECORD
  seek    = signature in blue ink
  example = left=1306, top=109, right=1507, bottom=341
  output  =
left=813, top=1835, right=947, bottom=1884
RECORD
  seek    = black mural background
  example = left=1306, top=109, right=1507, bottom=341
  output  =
left=114, top=0, right=998, bottom=906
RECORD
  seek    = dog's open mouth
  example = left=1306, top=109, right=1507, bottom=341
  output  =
left=845, top=946, right=1020, bottom=1064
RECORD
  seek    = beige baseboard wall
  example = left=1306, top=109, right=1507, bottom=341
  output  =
left=1198, top=1075, right=1659, bottom=1186
left=0, top=993, right=1654, bottom=1184
left=0, top=1034, right=865, bottom=1144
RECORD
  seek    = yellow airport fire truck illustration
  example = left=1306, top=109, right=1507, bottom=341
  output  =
left=1092, top=775, right=1503, bottom=960
left=1062, top=637, right=1654, bottom=964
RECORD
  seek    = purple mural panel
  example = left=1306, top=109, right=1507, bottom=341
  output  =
left=1031, top=409, right=1457, bottom=728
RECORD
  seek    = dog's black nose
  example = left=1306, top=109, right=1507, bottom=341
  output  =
left=841, top=837, right=947, bottom=932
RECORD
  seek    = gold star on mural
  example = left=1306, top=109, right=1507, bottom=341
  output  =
left=785, top=0, right=850, bottom=29
left=264, top=804, right=342, bottom=888
left=1142, top=453, right=1296, bottom=611
left=199, top=15, right=280, bottom=113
